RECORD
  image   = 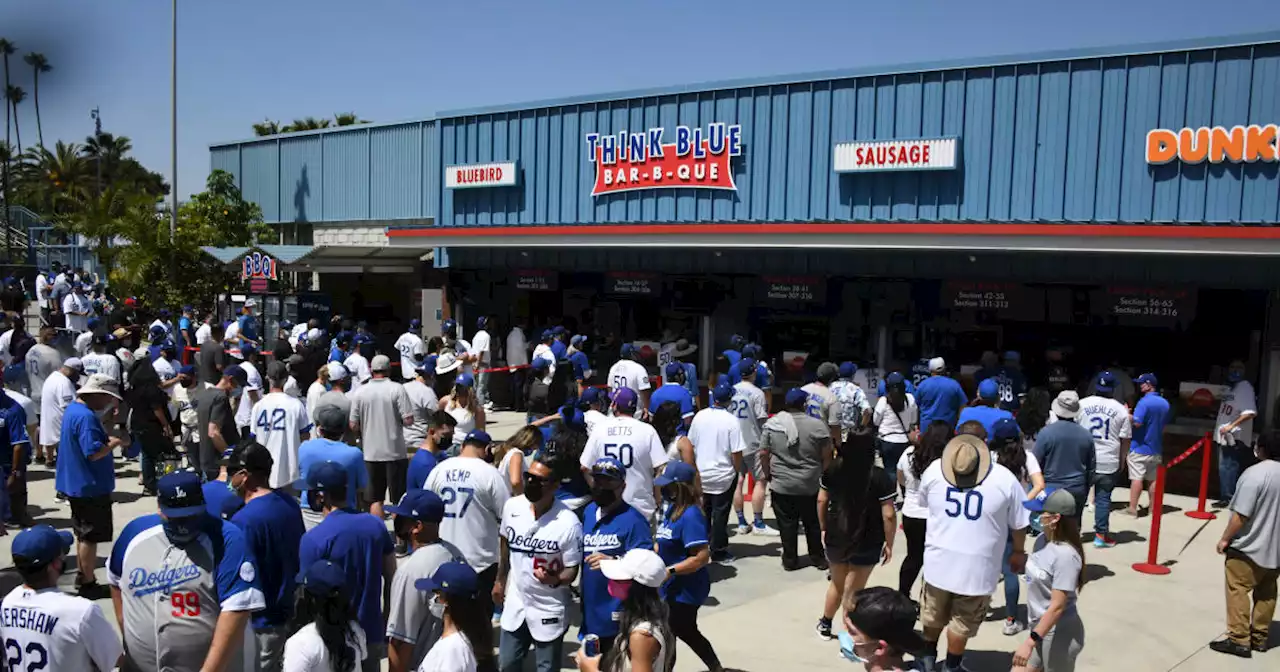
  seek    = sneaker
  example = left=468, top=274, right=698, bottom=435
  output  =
left=816, top=618, right=834, bottom=641
left=1093, top=535, right=1117, bottom=548
left=712, top=550, right=736, bottom=564
left=33, top=455, right=45, bottom=465
left=1209, top=638, right=1252, bottom=658
left=752, top=522, right=780, bottom=536
left=1253, top=642, right=1268, bottom=653
left=735, top=523, right=751, bottom=536
left=813, top=558, right=830, bottom=572
left=1002, top=618, right=1025, bottom=636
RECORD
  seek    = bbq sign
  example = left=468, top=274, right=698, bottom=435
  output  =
left=241, top=251, right=278, bottom=281
left=585, top=123, right=742, bottom=197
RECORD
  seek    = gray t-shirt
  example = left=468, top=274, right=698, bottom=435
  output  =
left=402, top=380, right=439, bottom=447
left=760, top=412, right=830, bottom=495
left=801, top=382, right=840, bottom=427
left=350, top=378, right=412, bottom=462
left=24, top=343, right=61, bottom=405
left=315, top=390, right=357, bottom=446
left=1229, top=460, right=1280, bottom=569
left=384, top=539, right=465, bottom=669
left=1024, top=535, right=1082, bottom=626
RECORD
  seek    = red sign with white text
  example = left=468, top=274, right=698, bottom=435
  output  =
left=586, top=124, right=742, bottom=197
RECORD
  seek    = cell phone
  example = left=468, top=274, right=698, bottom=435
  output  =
left=583, top=634, right=600, bottom=658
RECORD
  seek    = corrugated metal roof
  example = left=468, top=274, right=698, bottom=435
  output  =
left=199, top=245, right=316, bottom=265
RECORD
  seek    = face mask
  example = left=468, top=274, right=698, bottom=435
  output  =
left=607, top=579, right=632, bottom=601
left=592, top=486, right=618, bottom=508
left=1228, top=370, right=1244, bottom=383
left=454, top=386, right=467, bottom=398
left=837, top=631, right=870, bottom=664
left=67, top=372, right=80, bottom=384
left=394, top=517, right=418, bottom=542
left=1040, top=512, right=1059, bottom=530
left=524, top=479, right=546, bottom=502
left=307, top=492, right=325, bottom=512
left=438, top=432, right=455, bottom=449
left=661, top=487, right=677, bottom=502
left=428, top=595, right=446, bottom=619
left=94, top=405, right=114, bottom=421
left=163, top=517, right=202, bottom=546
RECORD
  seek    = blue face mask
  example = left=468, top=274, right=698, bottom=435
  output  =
left=1228, top=370, right=1244, bottom=383
left=837, top=631, right=869, bottom=664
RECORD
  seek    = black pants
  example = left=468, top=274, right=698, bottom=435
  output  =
left=476, top=563, right=499, bottom=619
left=772, top=491, right=823, bottom=565
left=667, top=599, right=721, bottom=671
left=899, top=516, right=927, bottom=597
left=701, top=475, right=737, bottom=554
left=508, top=369, right=526, bottom=411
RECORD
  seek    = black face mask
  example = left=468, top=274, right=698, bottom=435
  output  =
left=661, top=486, right=678, bottom=502
left=163, top=517, right=202, bottom=546
left=393, top=516, right=419, bottom=542
left=307, top=491, right=325, bottom=512
left=592, top=486, right=619, bottom=508
left=524, top=477, right=547, bottom=502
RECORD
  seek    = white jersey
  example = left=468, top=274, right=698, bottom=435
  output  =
left=343, top=352, right=371, bottom=392
left=61, top=293, right=91, bottom=332
left=283, top=376, right=302, bottom=399
left=607, top=359, right=651, bottom=396
left=499, top=496, right=584, bottom=642
left=6, top=390, right=36, bottom=426
left=1075, top=396, right=1132, bottom=475
left=195, top=323, right=212, bottom=345
left=688, top=406, right=747, bottom=495
left=39, top=371, right=77, bottom=446
left=854, top=367, right=883, bottom=409
left=81, top=352, right=121, bottom=385
left=581, top=415, right=669, bottom=520
left=73, top=331, right=94, bottom=357
left=583, top=409, right=607, bottom=436
left=249, top=392, right=313, bottom=488
left=531, top=343, right=556, bottom=380
left=234, top=361, right=263, bottom=428
left=1217, top=380, right=1258, bottom=446
left=471, top=329, right=492, bottom=366
left=915, top=460, right=1030, bottom=597
left=289, top=323, right=308, bottom=348
left=731, top=381, right=769, bottom=452
left=425, top=456, right=510, bottom=572
left=0, top=585, right=124, bottom=672
left=394, top=333, right=426, bottom=381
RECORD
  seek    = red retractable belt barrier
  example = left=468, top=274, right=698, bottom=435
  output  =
left=1132, top=433, right=1213, bottom=576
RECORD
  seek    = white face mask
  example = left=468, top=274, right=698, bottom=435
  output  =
left=428, top=595, right=446, bottom=619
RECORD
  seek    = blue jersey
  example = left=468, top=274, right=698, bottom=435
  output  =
left=656, top=504, right=711, bottom=605
left=237, top=314, right=258, bottom=343
left=915, top=375, right=968, bottom=429
left=203, top=481, right=241, bottom=519
left=569, top=351, right=590, bottom=382
left=0, top=393, right=29, bottom=470
left=54, top=402, right=113, bottom=498
left=1132, top=392, right=1170, bottom=456
left=231, top=490, right=305, bottom=628
left=649, top=383, right=695, bottom=421
left=299, top=509, right=395, bottom=646
left=328, top=346, right=346, bottom=363
left=993, top=367, right=1026, bottom=411
left=297, top=438, right=369, bottom=510
left=550, top=340, right=568, bottom=361
left=407, top=448, right=441, bottom=491
left=910, top=359, right=932, bottom=387
left=956, top=405, right=1014, bottom=439
left=581, top=502, right=653, bottom=638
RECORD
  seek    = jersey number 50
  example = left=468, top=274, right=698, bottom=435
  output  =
left=944, top=487, right=984, bottom=521
left=4, top=639, right=47, bottom=671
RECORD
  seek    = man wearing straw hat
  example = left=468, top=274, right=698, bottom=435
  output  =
left=913, top=434, right=1031, bottom=672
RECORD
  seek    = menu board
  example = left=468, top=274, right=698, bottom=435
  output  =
left=1093, top=287, right=1196, bottom=327
left=604, top=271, right=658, bottom=296
left=513, top=269, right=558, bottom=292
left=940, top=281, right=1044, bottom=321
left=757, top=276, right=827, bottom=306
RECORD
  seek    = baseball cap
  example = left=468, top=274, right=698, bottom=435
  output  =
left=742, top=343, right=762, bottom=358
left=1096, top=371, right=1117, bottom=392
left=87, top=317, right=101, bottom=330
left=455, top=372, right=475, bottom=388
left=711, top=383, right=733, bottom=404
left=1136, top=372, right=1158, bottom=387
left=885, top=371, right=905, bottom=387
left=240, top=342, right=258, bottom=356
left=552, top=325, right=567, bottom=335
left=177, top=364, right=195, bottom=377
left=315, top=405, right=349, bottom=434
left=326, top=362, right=349, bottom=381
left=600, top=549, right=668, bottom=589
left=838, top=361, right=857, bottom=378
left=816, top=361, right=840, bottom=382
left=940, top=434, right=993, bottom=489
left=266, top=360, right=288, bottom=382
left=441, top=318, right=456, bottom=331
left=243, top=298, right=257, bottom=308
left=302, top=461, right=349, bottom=490
left=11, top=525, right=74, bottom=570
left=784, top=388, right=808, bottom=407
left=664, top=362, right=684, bottom=378
left=540, top=329, right=554, bottom=341
left=1052, top=390, right=1081, bottom=419
left=462, top=430, right=491, bottom=447
left=279, top=320, right=294, bottom=330
left=991, top=417, right=1021, bottom=443
left=928, top=357, right=946, bottom=373
left=620, top=343, right=637, bottom=358
left=531, top=357, right=551, bottom=373
left=370, top=354, right=392, bottom=372
left=591, top=457, right=627, bottom=481
left=386, top=489, right=446, bottom=523
left=224, top=365, right=249, bottom=387
left=298, top=559, right=348, bottom=598
left=612, top=387, right=638, bottom=412
left=977, top=378, right=999, bottom=400
left=124, top=297, right=137, bottom=306
left=737, top=358, right=756, bottom=376
left=149, top=324, right=166, bottom=336
left=729, top=334, right=746, bottom=349
left=1004, top=350, right=1020, bottom=363
left=580, top=387, right=603, bottom=405
left=409, top=318, right=422, bottom=330
left=414, top=561, right=480, bottom=598
left=62, top=357, right=83, bottom=372
left=224, top=442, right=274, bottom=475
left=157, top=471, right=207, bottom=518
left=78, top=374, right=122, bottom=401
left=1024, top=487, right=1078, bottom=515
left=571, top=334, right=588, bottom=346
left=654, top=460, right=697, bottom=486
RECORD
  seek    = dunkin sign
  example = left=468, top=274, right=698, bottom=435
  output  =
left=1146, top=124, right=1279, bottom=165
left=585, top=123, right=742, bottom=196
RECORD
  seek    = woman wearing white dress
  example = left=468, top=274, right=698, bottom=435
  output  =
left=283, top=560, right=367, bottom=672
left=576, top=549, right=676, bottom=672
left=440, top=372, right=485, bottom=451
left=415, top=561, right=492, bottom=672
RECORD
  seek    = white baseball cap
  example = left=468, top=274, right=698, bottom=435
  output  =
left=327, top=362, right=349, bottom=381
left=243, top=298, right=257, bottom=308
left=928, top=357, right=946, bottom=373
left=600, top=549, right=668, bottom=588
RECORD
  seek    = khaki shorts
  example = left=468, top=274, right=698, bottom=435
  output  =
left=1127, top=451, right=1161, bottom=481
left=919, top=581, right=991, bottom=639
left=741, top=451, right=767, bottom=482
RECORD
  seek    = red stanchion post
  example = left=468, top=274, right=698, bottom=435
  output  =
left=1186, top=434, right=1218, bottom=520
left=1133, top=464, right=1172, bottom=575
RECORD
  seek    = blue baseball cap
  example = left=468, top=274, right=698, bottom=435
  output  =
left=300, top=461, right=348, bottom=491
left=784, top=388, right=808, bottom=407
left=541, top=329, right=554, bottom=341
left=1136, top=372, right=1158, bottom=387
left=664, top=362, right=684, bottom=378
left=157, top=471, right=206, bottom=518
left=279, top=320, right=294, bottom=330
left=612, top=387, right=638, bottom=411
left=729, top=334, right=746, bottom=349
left=240, top=342, right=257, bottom=356
left=11, top=525, right=73, bottom=568
left=580, top=387, right=603, bottom=405
left=620, top=343, right=637, bottom=358
left=591, top=457, right=627, bottom=481
left=409, top=318, right=421, bottom=330
left=839, top=361, right=857, bottom=378
left=742, top=343, right=761, bottom=358
left=441, top=318, right=456, bottom=331
left=1096, top=372, right=1117, bottom=392
left=455, top=372, right=475, bottom=387
left=149, top=324, right=166, bottom=336
left=476, top=316, right=488, bottom=329
left=571, top=334, right=588, bottom=346
left=1004, top=351, right=1021, bottom=363
left=978, top=378, right=1000, bottom=400
left=737, top=358, right=756, bottom=376
left=87, top=317, right=101, bottom=329
left=885, top=372, right=906, bottom=388
left=352, top=333, right=372, bottom=345
left=531, top=357, right=551, bottom=373
left=298, top=559, right=348, bottom=597
left=177, top=364, right=195, bottom=377
left=462, top=430, right=491, bottom=447
left=385, top=489, right=445, bottom=523
left=711, top=383, right=734, bottom=404
left=654, top=461, right=697, bottom=486
left=991, top=417, right=1021, bottom=442
left=552, top=325, right=567, bottom=335
left=414, top=561, right=479, bottom=598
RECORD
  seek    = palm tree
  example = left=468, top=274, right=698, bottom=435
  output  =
left=18, top=141, right=89, bottom=214
left=54, top=185, right=135, bottom=274
left=83, top=131, right=131, bottom=192
left=283, top=117, right=330, bottom=133
left=4, top=86, right=24, bottom=154
left=0, top=39, right=13, bottom=169
left=22, top=52, right=49, bottom=149
left=332, top=112, right=368, bottom=127
left=252, top=119, right=280, bottom=136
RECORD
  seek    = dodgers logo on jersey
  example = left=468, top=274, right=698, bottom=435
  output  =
left=583, top=532, right=622, bottom=553
left=505, top=528, right=563, bottom=555
left=129, top=563, right=202, bottom=597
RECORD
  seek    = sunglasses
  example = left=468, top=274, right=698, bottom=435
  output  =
left=524, top=472, right=555, bottom=485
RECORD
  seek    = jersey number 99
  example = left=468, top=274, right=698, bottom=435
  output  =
left=171, top=591, right=202, bottom=617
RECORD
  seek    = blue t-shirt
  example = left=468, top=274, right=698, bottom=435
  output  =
left=993, top=367, right=1025, bottom=411
left=328, top=346, right=346, bottom=363
left=722, top=349, right=741, bottom=370
left=179, top=316, right=192, bottom=347
left=656, top=503, right=711, bottom=605
left=754, top=363, right=771, bottom=389
left=298, top=438, right=369, bottom=510
left=569, top=351, right=590, bottom=382
left=0, top=393, right=30, bottom=470
left=550, top=340, right=568, bottom=361
left=406, top=448, right=441, bottom=492
left=915, top=375, right=968, bottom=429
left=298, top=509, right=395, bottom=646
left=203, top=481, right=242, bottom=519
left=232, top=490, right=306, bottom=628
left=581, top=502, right=654, bottom=638
left=54, top=402, right=114, bottom=498
left=649, top=383, right=695, bottom=420
left=237, top=314, right=258, bottom=343
left=1132, top=392, right=1171, bottom=456
left=956, top=405, right=1014, bottom=440
left=147, top=340, right=174, bottom=363
left=679, top=363, right=699, bottom=399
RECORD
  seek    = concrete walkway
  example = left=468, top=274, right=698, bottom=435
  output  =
left=0, top=409, right=1273, bottom=671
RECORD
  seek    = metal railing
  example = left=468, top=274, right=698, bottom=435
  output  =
left=4, top=205, right=100, bottom=274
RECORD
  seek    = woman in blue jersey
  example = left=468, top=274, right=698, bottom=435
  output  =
left=654, top=461, right=725, bottom=672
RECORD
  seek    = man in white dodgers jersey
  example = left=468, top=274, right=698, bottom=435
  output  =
left=109, top=471, right=266, bottom=672
left=2, top=525, right=122, bottom=671
left=731, top=358, right=777, bottom=536
left=248, top=361, right=313, bottom=489
left=496, top=452, right=583, bottom=671
left=580, top=387, right=669, bottom=521
left=394, top=319, right=426, bottom=383
left=913, top=434, right=1030, bottom=672
left=425, top=429, right=510, bottom=618
left=607, top=344, right=652, bottom=415
left=1075, top=371, right=1130, bottom=549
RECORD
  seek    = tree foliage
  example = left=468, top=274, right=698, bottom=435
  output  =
left=252, top=113, right=369, bottom=136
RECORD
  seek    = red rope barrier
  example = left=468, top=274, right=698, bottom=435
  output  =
left=1186, top=433, right=1217, bottom=521
left=1132, top=463, right=1172, bottom=575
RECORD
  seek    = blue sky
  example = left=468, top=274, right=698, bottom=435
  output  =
left=2, top=0, right=1278, bottom=200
